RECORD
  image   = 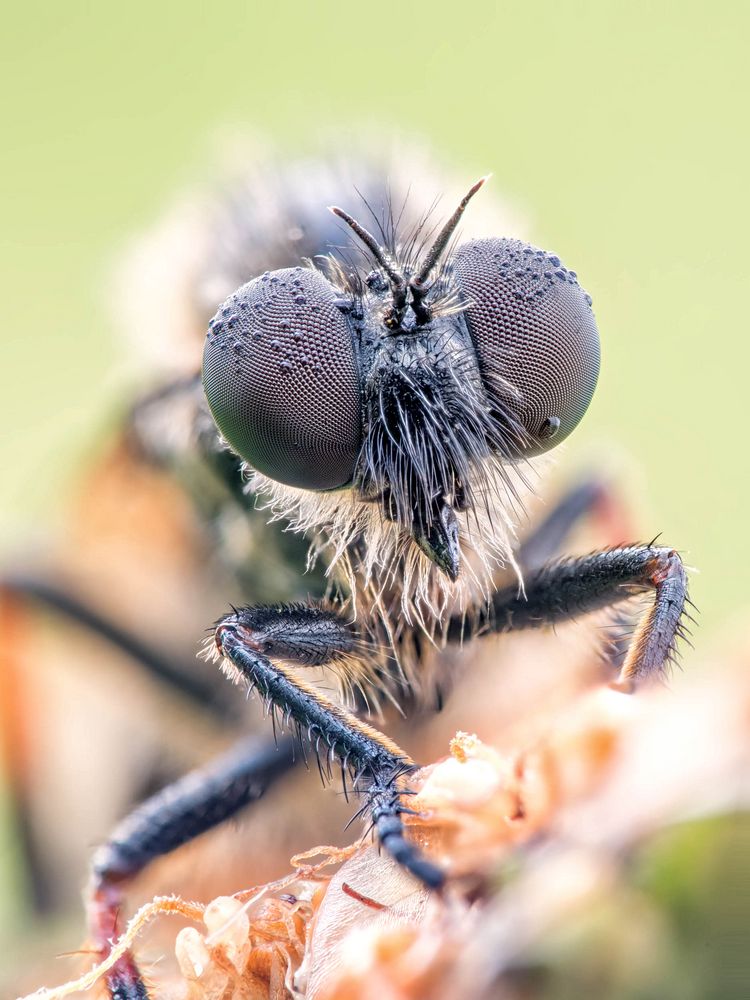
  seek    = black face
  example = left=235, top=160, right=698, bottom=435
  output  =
left=203, top=180, right=600, bottom=578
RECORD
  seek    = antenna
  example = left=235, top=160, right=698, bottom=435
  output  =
left=330, top=176, right=488, bottom=330
left=409, top=174, right=491, bottom=294
left=329, top=206, right=407, bottom=315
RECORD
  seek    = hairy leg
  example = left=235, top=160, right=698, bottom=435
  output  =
left=451, top=544, right=689, bottom=690
left=213, top=605, right=443, bottom=888
left=89, top=735, right=297, bottom=999
left=87, top=601, right=441, bottom=998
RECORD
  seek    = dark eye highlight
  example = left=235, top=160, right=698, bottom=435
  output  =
left=202, top=267, right=362, bottom=490
left=451, top=238, right=600, bottom=456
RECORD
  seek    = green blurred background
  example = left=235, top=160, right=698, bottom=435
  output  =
left=1, top=0, right=749, bottom=992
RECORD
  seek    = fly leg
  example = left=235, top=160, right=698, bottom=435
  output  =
left=88, top=735, right=296, bottom=999
left=450, top=544, right=690, bottom=690
left=213, top=604, right=444, bottom=887
left=90, top=601, right=442, bottom=998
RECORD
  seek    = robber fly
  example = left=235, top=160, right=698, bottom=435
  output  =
left=9, top=147, right=688, bottom=998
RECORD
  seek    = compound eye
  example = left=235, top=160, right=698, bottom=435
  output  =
left=203, top=267, right=361, bottom=490
left=451, top=238, right=600, bottom=456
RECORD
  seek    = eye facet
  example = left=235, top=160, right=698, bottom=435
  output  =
left=451, top=238, right=601, bottom=456
left=202, top=267, right=362, bottom=490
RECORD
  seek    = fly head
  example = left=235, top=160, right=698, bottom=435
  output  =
left=202, top=178, right=601, bottom=589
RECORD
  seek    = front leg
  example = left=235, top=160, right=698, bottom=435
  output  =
left=89, top=735, right=297, bottom=999
left=450, top=545, right=690, bottom=691
left=213, top=605, right=445, bottom=888
left=76, top=603, right=439, bottom=1000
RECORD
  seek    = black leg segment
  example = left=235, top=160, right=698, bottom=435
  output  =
left=88, top=734, right=296, bottom=998
left=214, top=604, right=445, bottom=889
left=450, top=544, right=689, bottom=690
left=91, top=736, right=296, bottom=887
